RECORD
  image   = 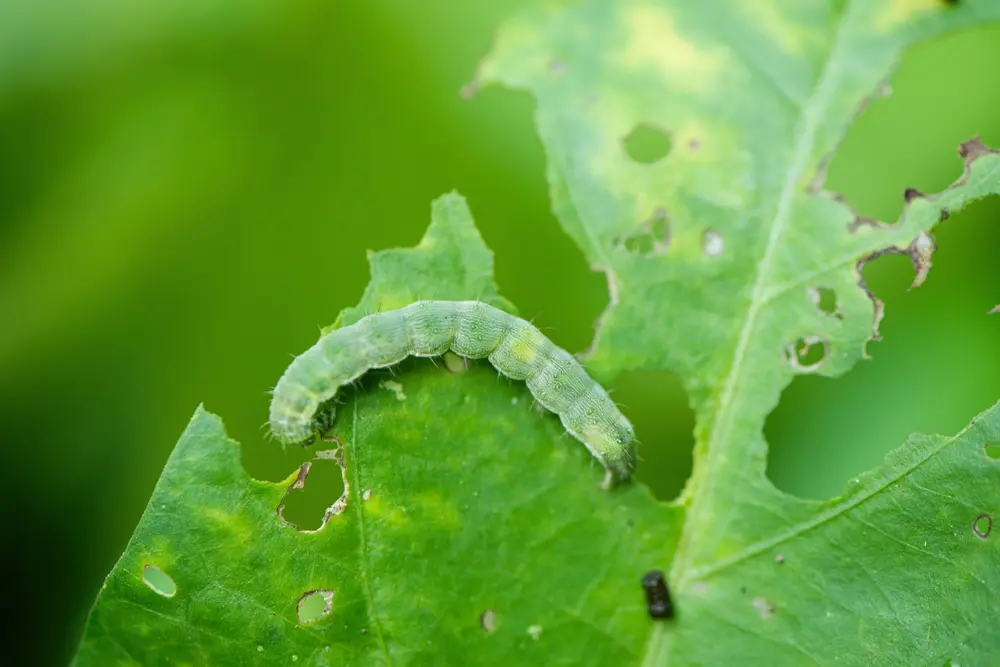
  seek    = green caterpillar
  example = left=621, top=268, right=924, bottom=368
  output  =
left=269, top=300, right=636, bottom=483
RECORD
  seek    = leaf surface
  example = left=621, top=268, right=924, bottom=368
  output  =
left=74, top=2, right=1000, bottom=666
left=73, top=194, right=677, bottom=667
left=470, top=1, right=1000, bottom=664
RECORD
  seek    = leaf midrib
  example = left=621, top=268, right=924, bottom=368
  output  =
left=645, top=6, right=856, bottom=664
left=669, top=7, right=854, bottom=590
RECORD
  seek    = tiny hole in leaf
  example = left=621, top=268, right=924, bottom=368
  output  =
left=297, top=589, right=335, bottom=624
left=702, top=229, right=724, bottom=257
left=809, top=287, right=842, bottom=318
left=984, top=443, right=1000, bottom=460
left=619, top=208, right=670, bottom=257
left=972, top=513, right=992, bottom=540
left=624, top=232, right=654, bottom=256
left=480, top=609, right=498, bottom=633
left=786, top=337, right=827, bottom=370
left=649, top=208, right=670, bottom=246
left=622, top=123, right=672, bottom=164
left=142, top=565, right=177, bottom=598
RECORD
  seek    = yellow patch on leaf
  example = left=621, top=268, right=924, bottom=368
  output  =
left=874, top=0, right=942, bottom=33
left=746, top=1, right=815, bottom=55
left=616, top=5, right=728, bottom=93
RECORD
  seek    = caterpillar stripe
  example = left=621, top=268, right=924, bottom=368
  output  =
left=269, top=300, right=636, bottom=482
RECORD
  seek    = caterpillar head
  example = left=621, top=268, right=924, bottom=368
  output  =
left=269, top=418, right=315, bottom=446
left=269, top=401, right=338, bottom=446
left=581, top=413, right=637, bottom=482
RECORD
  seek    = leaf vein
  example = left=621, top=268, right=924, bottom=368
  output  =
left=349, top=402, right=393, bottom=665
left=673, top=5, right=856, bottom=586
left=686, top=423, right=967, bottom=581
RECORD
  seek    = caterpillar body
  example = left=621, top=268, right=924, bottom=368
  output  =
left=269, top=300, right=636, bottom=482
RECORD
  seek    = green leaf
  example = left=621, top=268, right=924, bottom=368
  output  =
left=329, top=192, right=516, bottom=330
left=72, top=194, right=678, bottom=666
left=467, top=1, right=1000, bottom=664
left=75, top=3, right=1000, bottom=667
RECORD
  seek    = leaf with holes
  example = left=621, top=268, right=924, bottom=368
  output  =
left=71, top=194, right=678, bottom=666
left=466, top=1, right=1000, bottom=664
left=74, top=3, right=1000, bottom=667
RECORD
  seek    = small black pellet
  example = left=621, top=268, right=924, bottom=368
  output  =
left=641, top=570, right=673, bottom=619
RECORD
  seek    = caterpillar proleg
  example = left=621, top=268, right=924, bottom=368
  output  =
left=269, top=300, right=636, bottom=482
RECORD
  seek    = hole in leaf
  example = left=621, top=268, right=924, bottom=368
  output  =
left=297, top=589, right=335, bottom=624
left=973, top=513, right=992, bottom=540
left=624, top=232, right=654, bottom=255
left=142, top=565, right=177, bottom=598
left=609, top=370, right=694, bottom=501
left=649, top=208, right=670, bottom=244
left=985, top=444, right=1000, bottom=459
left=622, top=123, right=672, bottom=164
left=279, top=459, right=346, bottom=531
left=701, top=229, right=724, bottom=257
left=786, top=337, right=827, bottom=370
left=767, top=197, right=1000, bottom=500
left=649, top=213, right=671, bottom=255
left=618, top=209, right=670, bottom=257
left=438, top=85, right=607, bottom=359
left=808, top=287, right=842, bottom=319
left=480, top=609, right=498, bottom=632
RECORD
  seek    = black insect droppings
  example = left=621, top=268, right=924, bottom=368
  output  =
left=641, top=570, right=673, bottom=620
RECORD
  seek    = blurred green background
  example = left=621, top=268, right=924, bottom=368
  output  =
left=0, top=2, right=997, bottom=665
